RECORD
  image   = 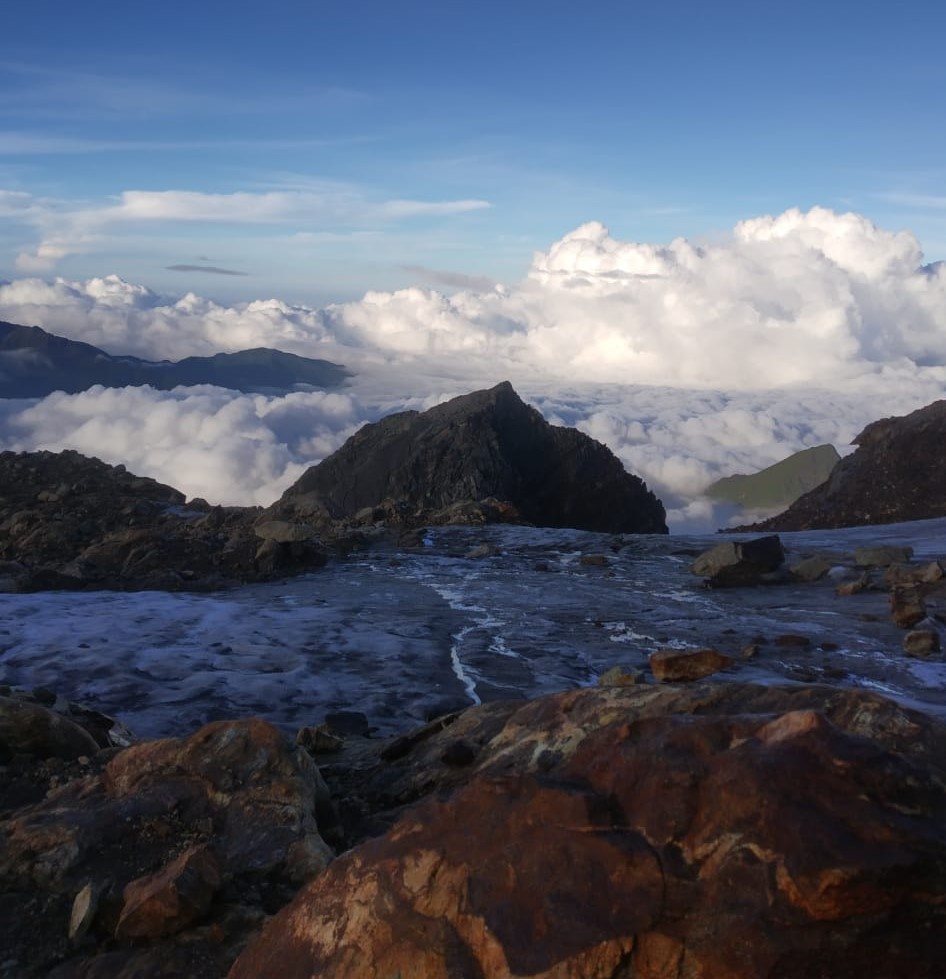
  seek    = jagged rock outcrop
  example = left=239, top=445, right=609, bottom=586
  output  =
left=740, top=400, right=946, bottom=531
left=232, top=683, right=946, bottom=979
left=274, top=381, right=667, bottom=534
left=0, top=450, right=326, bottom=591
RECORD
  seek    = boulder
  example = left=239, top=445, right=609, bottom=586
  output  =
left=115, top=845, right=221, bottom=940
left=649, top=647, right=735, bottom=681
left=231, top=683, right=946, bottom=979
left=691, top=534, right=784, bottom=586
left=272, top=382, right=667, bottom=534
left=0, top=718, right=335, bottom=977
left=855, top=545, right=915, bottom=567
left=904, top=630, right=941, bottom=658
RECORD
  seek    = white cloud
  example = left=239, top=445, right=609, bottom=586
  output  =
left=0, top=386, right=364, bottom=507
left=4, top=186, right=492, bottom=270
left=3, top=206, right=946, bottom=530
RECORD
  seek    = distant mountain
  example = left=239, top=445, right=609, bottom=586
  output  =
left=0, top=321, right=350, bottom=397
left=706, top=444, right=840, bottom=511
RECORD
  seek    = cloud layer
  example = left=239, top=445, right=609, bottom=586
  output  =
left=2, top=207, right=945, bottom=529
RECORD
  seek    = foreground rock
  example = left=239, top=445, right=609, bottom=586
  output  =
left=0, top=711, right=335, bottom=978
left=234, top=683, right=946, bottom=978
left=273, top=381, right=668, bottom=534
left=739, top=399, right=946, bottom=530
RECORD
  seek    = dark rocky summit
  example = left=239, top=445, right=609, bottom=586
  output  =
left=0, top=450, right=325, bottom=592
left=274, top=381, right=668, bottom=534
left=4, top=681, right=946, bottom=978
left=739, top=399, right=946, bottom=531
left=0, top=320, right=349, bottom=396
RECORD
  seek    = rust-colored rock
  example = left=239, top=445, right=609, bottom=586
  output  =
left=116, top=845, right=220, bottom=940
left=0, top=717, right=334, bottom=977
left=231, top=684, right=946, bottom=979
left=904, top=629, right=941, bottom=658
left=890, top=584, right=927, bottom=629
left=649, top=647, right=734, bottom=681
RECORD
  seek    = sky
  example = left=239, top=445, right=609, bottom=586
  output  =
left=1, top=1, right=946, bottom=531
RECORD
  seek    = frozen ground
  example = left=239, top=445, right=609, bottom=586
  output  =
left=2, top=519, right=946, bottom=738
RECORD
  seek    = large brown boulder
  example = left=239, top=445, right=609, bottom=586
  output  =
left=740, top=399, right=946, bottom=530
left=0, top=717, right=335, bottom=978
left=274, top=381, right=668, bottom=534
left=233, top=684, right=946, bottom=978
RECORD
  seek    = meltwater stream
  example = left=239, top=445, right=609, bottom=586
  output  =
left=2, top=519, right=946, bottom=737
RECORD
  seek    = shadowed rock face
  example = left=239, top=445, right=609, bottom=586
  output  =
left=741, top=399, right=946, bottom=531
left=231, top=683, right=946, bottom=979
left=278, top=381, right=668, bottom=534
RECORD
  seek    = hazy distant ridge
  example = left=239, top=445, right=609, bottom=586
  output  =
left=0, top=321, right=350, bottom=397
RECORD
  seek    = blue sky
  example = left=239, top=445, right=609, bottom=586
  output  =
left=1, top=0, right=944, bottom=304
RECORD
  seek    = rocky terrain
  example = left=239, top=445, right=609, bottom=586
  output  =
left=274, top=381, right=667, bottom=534
left=0, top=450, right=327, bottom=592
left=0, top=384, right=666, bottom=591
left=0, top=320, right=349, bottom=396
left=3, top=675, right=946, bottom=978
left=740, top=399, right=946, bottom=531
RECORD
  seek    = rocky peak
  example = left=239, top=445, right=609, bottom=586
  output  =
left=278, top=381, right=667, bottom=534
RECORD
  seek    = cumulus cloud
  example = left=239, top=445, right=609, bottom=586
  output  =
left=0, top=386, right=365, bottom=506
left=2, top=206, right=946, bottom=529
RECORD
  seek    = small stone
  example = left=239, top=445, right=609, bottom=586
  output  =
left=890, top=585, right=926, bottom=629
left=69, top=882, right=100, bottom=942
left=297, top=725, right=344, bottom=754
left=598, top=665, right=645, bottom=686
left=649, top=648, right=735, bottom=682
left=466, top=543, right=500, bottom=559
left=115, top=845, right=221, bottom=940
left=580, top=554, right=609, bottom=567
left=904, top=630, right=940, bottom=658
left=855, top=545, right=914, bottom=567
left=790, top=556, right=834, bottom=582
left=741, top=643, right=761, bottom=659
left=836, top=575, right=870, bottom=596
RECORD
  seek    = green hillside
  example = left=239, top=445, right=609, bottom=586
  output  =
left=706, top=444, right=840, bottom=510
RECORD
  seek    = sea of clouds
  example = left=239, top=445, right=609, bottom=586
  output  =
left=1, top=206, right=945, bottom=530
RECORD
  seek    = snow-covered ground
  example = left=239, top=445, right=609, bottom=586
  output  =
left=3, top=519, right=946, bottom=738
